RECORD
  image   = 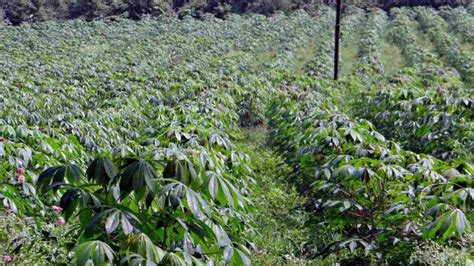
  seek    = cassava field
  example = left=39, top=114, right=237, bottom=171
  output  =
left=0, top=4, right=473, bottom=265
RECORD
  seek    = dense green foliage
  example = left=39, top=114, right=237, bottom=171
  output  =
left=265, top=6, right=474, bottom=264
left=440, top=5, right=474, bottom=43
left=416, top=6, right=474, bottom=82
left=355, top=69, right=473, bottom=160
left=0, top=4, right=473, bottom=265
left=0, top=11, right=324, bottom=264
left=356, top=8, right=387, bottom=74
left=389, top=7, right=443, bottom=67
left=269, top=80, right=474, bottom=263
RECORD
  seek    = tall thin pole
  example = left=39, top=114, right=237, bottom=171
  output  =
left=333, top=0, right=342, bottom=80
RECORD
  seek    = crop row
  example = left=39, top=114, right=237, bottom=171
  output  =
left=0, top=14, right=327, bottom=264
left=389, top=8, right=442, bottom=68
left=303, top=8, right=335, bottom=78
left=353, top=68, right=473, bottom=160
left=440, top=6, right=474, bottom=43
left=356, top=8, right=387, bottom=75
left=269, top=84, right=474, bottom=263
left=416, top=7, right=474, bottom=83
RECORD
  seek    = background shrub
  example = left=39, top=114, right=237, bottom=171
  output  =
left=0, top=0, right=469, bottom=24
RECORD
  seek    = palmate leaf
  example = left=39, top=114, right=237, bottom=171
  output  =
left=2, top=196, right=18, bottom=213
left=86, top=156, right=117, bottom=186
left=75, top=240, right=115, bottom=266
left=87, top=208, right=139, bottom=236
left=85, top=209, right=112, bottom=235
left=59, top=186, right=103, bottom=221
left=212, top=223, right=231, bottom=247
left=208, top=172, right=219, bottom=200
left=133, top=233, right=166, bottom=262
left=163, top=158, right=198, bottom=186
left=160, top=252, right=187, bottom=265
left=115, top=159, right=159, bottom=198
left=37, top=164, right=81, bottom=193
left=206, top=171, right=243, bottom=208
left=125, top=250, right=205, bottom=266
left=427, top=208, right=471, bottom=240
left=338, top=238, right=372, bottom=254
left=186, top=217, right=214, bottom=240
left=223, top=245, right=234, bottom=262
left=235, top=249, right=251, bottom=266
left=17, top=147, right=33, bottom=166
left=60, top=188, right=79, bottom=220
left=121, top=212, right=135, bottom=235
left=1, top=125, right=16, bottom=138
left=334, top=165, right=356, bottom=179
left=105, top=210, right=120, bottom=234
left=159, top=182, right=211, bottom=218
left=120, top=254, right=157, bottom=266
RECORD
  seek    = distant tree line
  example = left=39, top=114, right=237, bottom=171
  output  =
left=0, top=0, right=471, bottom=25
